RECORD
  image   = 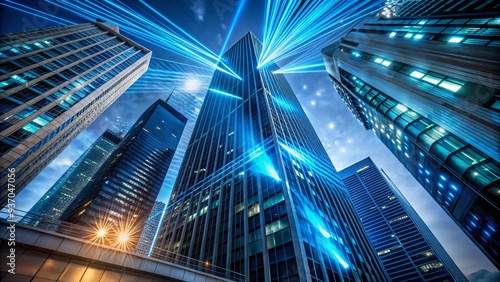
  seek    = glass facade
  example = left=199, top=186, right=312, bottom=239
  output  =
left=20, top=129, right=122, bottom=228
left=339, top=157, right=466, bottom=281
left=322, top=12, right=500, bottom=267
left=154, top=33, right=389, bottom=281
left=60, top=99, right=187, bottom=249
left=0, top=22, right=151, bottom=206
left=136, top=201, right=166, bottom=256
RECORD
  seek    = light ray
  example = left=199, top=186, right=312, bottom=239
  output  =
left=208, top=88, right=242, bottom=100
left=38, top=0, right=241, bottom=79
left=0, top=2, right=76, bottom=25
left=258, top=1, right=382, bottom=69
left=219, top=0, right=247, bottom=57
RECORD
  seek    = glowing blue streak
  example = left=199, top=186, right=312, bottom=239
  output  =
left=258, top=0, right=381, bottom=68
left=5, top=0, right=75, bottom=24
left=139, top=0, right=220, bottom=58
left=318, top=226, right=331, bottom=238
left=219, top=0, right=247, bottom=57
left=249, top=147, right=281, bottom=181
left=45, top=0, right=241, bottom=79
left=279, top=142, right=304, bottom=161
left=273, top=63, right=325, bottom=74
left=152, top=57, right=214, bottom=72
left=1, top=2, right=75, bottom=25
left=208, top=88, right=242, bottom=100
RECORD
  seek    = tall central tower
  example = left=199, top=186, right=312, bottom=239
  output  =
left=155, top=33, right=388, bottom=281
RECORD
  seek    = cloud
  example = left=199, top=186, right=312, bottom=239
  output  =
left=54, top=157, right=75, bottom=167
left=190, top=0, right=206, bottom=22
left=217, top=33, right=222, bottom=45
left=468, top=269, right=500, bottom=282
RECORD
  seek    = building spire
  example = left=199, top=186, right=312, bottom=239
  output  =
left=166, top=87, right=176, bottom=103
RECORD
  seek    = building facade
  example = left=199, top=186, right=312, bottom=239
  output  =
left=60, top=99, right=187, bottom=249
left=20, top=129, right=121, bottom=228
left=136, top=201, right=166, bottom=256
left=0, top=22, right=151, bottom=206
left=339, top=157, right=466, bottom=281
left=322, top=13, right=500, bottom=267
left=155, top=33, right=389, bottom=282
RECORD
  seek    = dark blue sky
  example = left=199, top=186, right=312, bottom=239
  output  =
left=0, top=0, right=496, bottom=277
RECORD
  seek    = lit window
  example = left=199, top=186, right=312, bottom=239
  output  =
left=396, top=104, right=408, bottom=112
left=414, top=34, right=424, bottom=39
left=32, top=116, right=50, bottom=127
left=248, top=203, right=260, bottom=217
left=352, top=51, right=361, bottom=57
left=389, top=32, right=397, bottom=37
left=405, top=33, right=413, bottom=38
left=448, top=36, right=464, bottom=43
left=377, top=249, right=391, bottom=255
left=418, top=20, right=427, bottom=25
left=22, top=123, right=40, bottom=133
left=381, top=60, right=391, bottom=67
left=422, top=74, right=442, bottom=85
left=265, top=217, right=289, bottom=235
left=439, top=80, right=462, bottom=92
left=389, top=215, right=408, bottom=223
left=491, top=100, right=500, bottom=110
left=419, top=262, right=443, bottom=273
left=410, top=70, right=425, bottom=79
left=374, top=58, right=383, bottom=63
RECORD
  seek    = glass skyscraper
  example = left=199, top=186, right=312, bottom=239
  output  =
left=339, top=157, right=466, bottom=281
left=20, top=129, right=121, bottom=228
left=0, top=21, right=151, bottom=206
left=155, top=33, right=388, bottom=281
left=322, top=12, right=500, bottom=267
left=60, top=99, right=187, bottom=248
left=136, top=201, right=166, bottom=256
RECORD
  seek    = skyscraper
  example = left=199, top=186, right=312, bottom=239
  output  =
left=322, top=13, right=500, bottom=267
left=339, top=157, right=466, bottom=281
left=20, top=129, right=121, bottom=228
left=136, top=201, right=166, bottom=256
left=155, top=33, right=389, bottom=281
left=0, top=21, right=151, bottom=206
left=60, top=99, right=187, bottom=248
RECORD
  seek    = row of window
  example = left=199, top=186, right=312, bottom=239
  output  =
left=339, top=71, right=500, bottom=194
left=346, top=46, right=466, bottom=94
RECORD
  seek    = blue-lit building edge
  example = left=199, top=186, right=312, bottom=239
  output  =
left=259, top=57, right=388, bottom=281
left=61, top=99, right=186, bottom=248
left=0, top=22, right=152, bottom=205
left=382, top=168, right=467, bottom=281
left=340, top=158, right=466, bottom=281
left=156, top=33, right=388, bottom=281
left=329, top=70, right=500, bottom=267
left=20, top=129, right=121, bottom=227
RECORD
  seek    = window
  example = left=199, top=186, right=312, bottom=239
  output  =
left=448, top=36, right=464, bottom=43
left=265, top=217, right=289, bottom=236
left=438, top=80, right=463, bottom=92
left=422, top=73, right=443, bottom=85
left=22, top=122, right=41, bottom=133
left=410, top=70, right=425, bottom=79
left=419, top=262, right=443, bottom=273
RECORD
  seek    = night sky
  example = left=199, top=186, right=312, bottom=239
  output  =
left=0, top=0, right=497, bottom=278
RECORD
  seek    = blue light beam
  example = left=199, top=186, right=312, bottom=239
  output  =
left=208, top=88, right=242, bottom=100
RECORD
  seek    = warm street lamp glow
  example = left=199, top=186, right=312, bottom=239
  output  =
left=118, top=233, right=130, bottom=243
left=97, top=229, right=106, bottom=237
